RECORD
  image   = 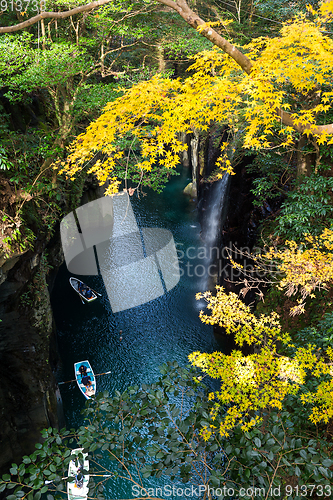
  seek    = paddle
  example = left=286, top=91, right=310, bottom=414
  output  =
left=88, top=286, right=102, bottom=297
left=45, top=474, right=112, bottom=484
left=58, top=370, right=112, bottom=385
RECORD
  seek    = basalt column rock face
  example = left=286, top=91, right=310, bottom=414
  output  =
left=0, top=241, right=63, bottom=473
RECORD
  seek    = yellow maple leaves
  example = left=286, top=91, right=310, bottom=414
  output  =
left=196, top=286, right=290, bottom=347
left=190, top=286, right=333, bottom=437
left=191, top=227, right=333, bottom=436
left=226, top=229, right=333, bottom=316
left=264, top=229, right=333, bottom=314
left=318, top=0, right=333, bottom=19
left=57, top=10, right=333, bottom=191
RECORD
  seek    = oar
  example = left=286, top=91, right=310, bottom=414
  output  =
left=89, top=286, right=102, bottom=297
left=95, top=370, right=112, bottom=377
left=45, top=474, right=112, bottom=484
left=58, top=370, right=112, bottom=385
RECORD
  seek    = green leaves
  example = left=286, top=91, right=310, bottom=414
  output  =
left=294, top=312, right=333, bottom=351
left=2, top=41, right=92, bottom=99
left=2, top=363, right=333, bottom=499
left=277, top=175, right=333, bottom=240
left=254, top=437, right=261, bottom=448
left=0, top=364, right=218, bottom=497
left=222, top=408, right=333, bottom=492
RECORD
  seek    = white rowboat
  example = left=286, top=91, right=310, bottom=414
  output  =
left=74, top=360, right=96, bottom=399
left=67, top=448, right=89, bottom=500
left=69, top=277, right=100, bottom=303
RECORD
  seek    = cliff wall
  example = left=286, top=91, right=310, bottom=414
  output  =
left=0, top=238, right=63, bottom=472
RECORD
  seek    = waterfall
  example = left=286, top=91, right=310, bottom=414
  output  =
left=204, top=173, right=229, bottom=248
left=198, top=173, right=230, bottom=294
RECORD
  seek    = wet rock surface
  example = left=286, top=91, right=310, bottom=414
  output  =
left=0, top=239, right=64, bottom=473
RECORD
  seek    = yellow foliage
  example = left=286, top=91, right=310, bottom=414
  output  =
left=226, top=229, right=333, bottom=315
left=196, top=286, right=291, bottom=347
left=196, top=20, right=232, bottom=34
left=58, top=15, right=333, bottom=191
left=319, top=0, right=333, bottom=19
left=190, top=287, right=333, bottom=437
left=264, top=229, right=333, bottom=312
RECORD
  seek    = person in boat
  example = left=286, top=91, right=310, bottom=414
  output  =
left=81, top=374, right=91, bottom=386
left=77, top=282, right=87, bottom=295
left=85, top=380, right=95, bottom=397
left=75, top=465, right=84, bottom=488
left=79, top=283, right=93, bottom=299
left=79, top=365, right=87, bottom=377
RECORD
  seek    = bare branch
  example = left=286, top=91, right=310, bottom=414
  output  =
left=0, top=0, right=113, bottom=33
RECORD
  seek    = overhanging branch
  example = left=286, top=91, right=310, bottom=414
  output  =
left=157, top=0, right=333, bottom=136
left=0, top=0, right=112, bottom=33
left=1, top=0, right=333, bottom=136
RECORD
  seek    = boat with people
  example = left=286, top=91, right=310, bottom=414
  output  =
left=67, top=448, right=89, bottom=500
left=69, top=277, right=101, bottom=303
left=74, top=360, right=96, bottom=399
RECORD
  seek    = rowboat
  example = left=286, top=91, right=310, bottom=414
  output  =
left=67, top=448, right=89, bottom=500
left=69, top=277, right=100, bottom=304
left=74, top=360, right=96, bottom=399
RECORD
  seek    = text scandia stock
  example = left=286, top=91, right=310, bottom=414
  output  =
left=0, top=0, right=45, bottom=11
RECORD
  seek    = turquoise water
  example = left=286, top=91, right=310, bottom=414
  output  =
left=51, top=168, right=221, bottom=498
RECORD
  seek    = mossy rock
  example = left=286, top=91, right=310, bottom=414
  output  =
left=183, top=182, right=196, bottom=198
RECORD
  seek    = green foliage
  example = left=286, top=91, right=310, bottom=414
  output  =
left=276, top=175, right=333, bottom=240
left=0, top=363, right=224, bottom=498
left=73, top=84, right=123, bottom=122
left=2, top=42, right=91, bottom=99
left=1, top=213, right=35, bottom=257
left=254, top=0, right=312, bottom=25
left=248, top=151, right=289, bottom=206
left=0, top=362, right=332, bottom=499
left=293, top=312, right=333, bottom=351
left=0, top=147, right=14, bottom=171
left=0, top=33, right=34, bottom=84
left=225, top=409, right=332, bottom=497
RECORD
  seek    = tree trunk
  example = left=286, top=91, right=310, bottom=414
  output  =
left=296, top=136, right=314, bottom=178
left=40, top=17, right=46, bottom=49
left=190, top=129, right=199, bottom=199
left=179, top=132, right=189, bottom=167
left=157, top=44, right=165, bottom=73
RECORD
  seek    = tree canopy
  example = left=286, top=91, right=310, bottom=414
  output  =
left=56, top=4, right=333, bottom=195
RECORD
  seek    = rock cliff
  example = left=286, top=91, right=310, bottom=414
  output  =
left=0, top=238, right=63, bottom=472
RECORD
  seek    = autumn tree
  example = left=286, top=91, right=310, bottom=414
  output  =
left=3, top=1, right=333, bottom=196
left=49, top=8, right=333, bottom=196
left=0, top=0, right=212, bottom=254
left=3, top=0, right=333, bottom=137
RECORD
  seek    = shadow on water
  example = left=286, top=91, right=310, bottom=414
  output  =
left=51, top=168, right=225, bottom=498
